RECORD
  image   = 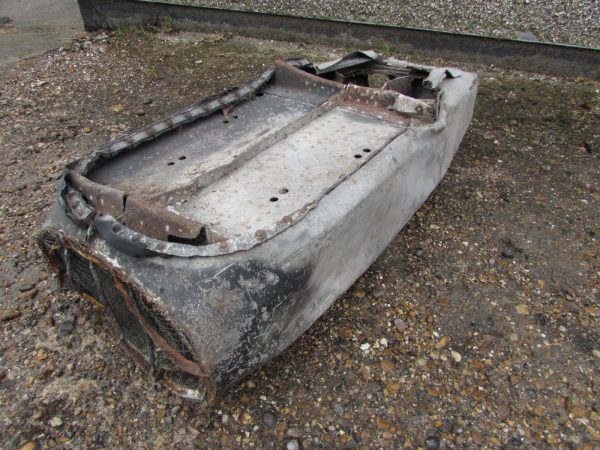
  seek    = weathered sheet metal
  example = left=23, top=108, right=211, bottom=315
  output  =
left=37, top=52, right=478, bottom=402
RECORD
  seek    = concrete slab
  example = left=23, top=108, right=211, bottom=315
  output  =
left=0, top=0, right=83, bottom=69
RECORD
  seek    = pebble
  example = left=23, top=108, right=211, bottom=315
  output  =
left=425, top=435, right=441, bottom=450
left=286, top=439, right=300, bottom=450
left=570, top=405, right=586, bottom=418
left=385, top=382, right=401, bottom=396
left=287, top=427, right=303, bottom=438
left=353, top=287, right=366, bottom=298
left=261, top=411, right=277, bottom=428
left=111, top=103, right=126, bottom=113
left=450, top=351, right=462, bottom=363
left=435, top=336, right=449, bottom=349
left=498, top=403, right=511, bottom=419
left=240, top=411, right=253, bottom=425
left=567, top=434, right=582, bottom=445
left=380, top=359, right=395, bottom=371
left=0, top=309, right=21, bottom=322
left=501, top=249, right=515, bottom=259
left=472, top=431, right=484, bottom=445
left=592, top=349, right=600, bottom=362
left=59, top=316, right=75, bottom=334
left=360, top=342, right=370, bottom=351
left=49, top=416, right=63, bottom=427
left=518, top=31, right=538, bottom=41
left=221, top=413, right=229, bottom=425
left=18, top=268, right=39, bottom=291
left=373, top=286, right=385, bottom=298
left=515, top=304, right=529, bottom=315
left=333, top=403, right=344, bottom=415
left=394, top=318, right=407, bottom=332
left=416, top=358, right=427, bottom=367
left=17, top=442, right=37, bottom=450
left=186, top=426, right=200, bottom=438
left=32, top=409, right=44, bottom=420
left=410, top=414, right=428, bottom=426
left=21, top=288, right=38, bottom=300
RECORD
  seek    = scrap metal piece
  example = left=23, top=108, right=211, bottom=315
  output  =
left=37, top=51, right=478, bottom=402
left=314, top=50, right=379, bottom=74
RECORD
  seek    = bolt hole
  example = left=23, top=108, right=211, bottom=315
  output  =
left=256, top=92, right=264, bottom=97
left=363, top=148, right=371, bottom=153
left=354, top=154, right=362, bottom=159
left=223, top=120, right=229, bottom=124
left=279, top=188, right=289, bottom=194
left=167, top=161, right=175, bottom=166
left=269, top=197, right=278, bottom=202
left=112, top=223, right=122, bottom=233
left=233, top=115, right=239, bottom=119
left=178, top=155, right=186, bottom=160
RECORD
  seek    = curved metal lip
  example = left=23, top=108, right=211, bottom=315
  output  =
left=57, top=53, right=462, bottom=258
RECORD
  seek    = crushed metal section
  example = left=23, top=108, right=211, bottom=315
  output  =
left=36, top=228, right=214, bottom=401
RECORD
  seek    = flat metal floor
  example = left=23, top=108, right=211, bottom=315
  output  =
left=175, top=107, right=403, bottom=237
left=90, top=93, right=316, bottom=196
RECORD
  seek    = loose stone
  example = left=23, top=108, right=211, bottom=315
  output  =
left=286, top=439, right=300, bottom=450
left=450, top=351, right=462, bottom=363
left=49, top=416, right=63, bottom=427
left=501, top=249, right=515, bottom=259
left=395, top=318, right=407, bottom=332
left=425, top=435, right=441, bottom=450
left=261, top=411, right=277, bottom=428
left=287, top=427, right=303, bottom=438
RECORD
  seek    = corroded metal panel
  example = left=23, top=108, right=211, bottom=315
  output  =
left=38, top=52, right=478, bottom=401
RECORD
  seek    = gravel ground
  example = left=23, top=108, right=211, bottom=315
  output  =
left=0, top=29, right=599, bottom=449
left=172, top=0, right=600, bottom=48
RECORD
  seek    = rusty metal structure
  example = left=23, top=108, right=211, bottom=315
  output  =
left=37, top=52, right=478, bottom=401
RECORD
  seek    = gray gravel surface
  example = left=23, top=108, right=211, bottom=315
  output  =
left=0, top=29, right=599, bottom=449
left=172, top=0, right=600, bottom=48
